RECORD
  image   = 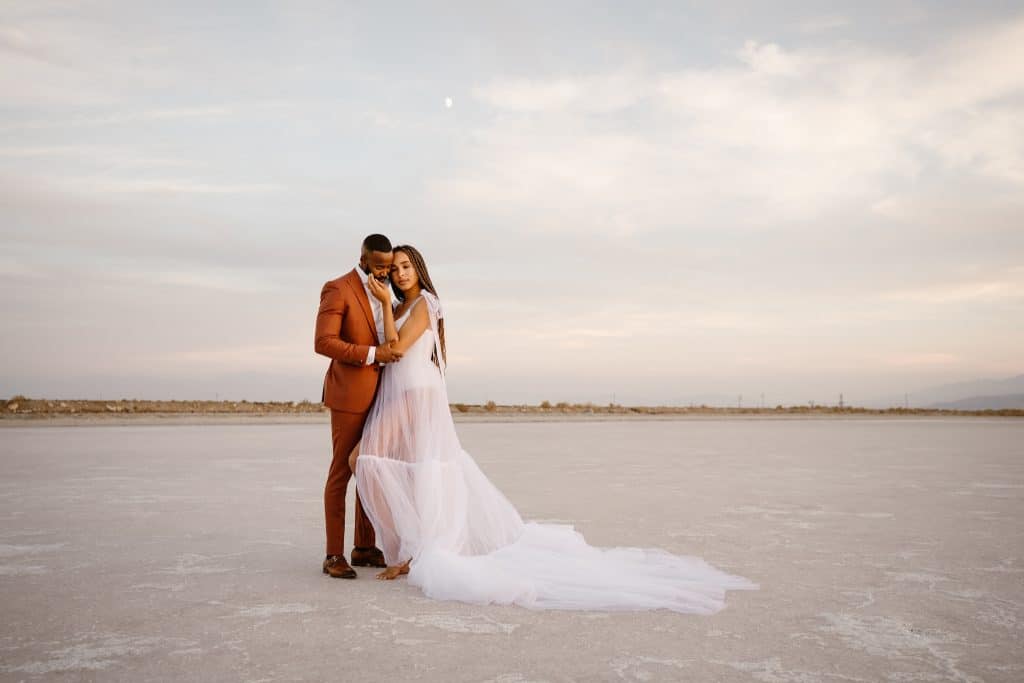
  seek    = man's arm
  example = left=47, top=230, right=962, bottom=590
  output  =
left=314, top=282, right=372, bottom=365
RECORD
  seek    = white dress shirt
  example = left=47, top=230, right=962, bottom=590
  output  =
left=355, top=265, right=395, bottom=365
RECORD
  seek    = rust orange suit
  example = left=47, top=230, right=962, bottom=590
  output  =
left=314, top=268, right=380, bottom=556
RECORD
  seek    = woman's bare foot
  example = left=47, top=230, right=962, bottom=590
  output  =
left=376, top=560, right=410, bottom=580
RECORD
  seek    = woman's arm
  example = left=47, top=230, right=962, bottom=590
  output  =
left=381, top=299, right=399, bottom=344
left=390, top=298, right=430, bottom=354
left=367, top=277, right=399, bottom=343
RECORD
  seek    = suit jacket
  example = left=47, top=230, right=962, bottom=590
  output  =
left=315, top=268, right=382, bottom=413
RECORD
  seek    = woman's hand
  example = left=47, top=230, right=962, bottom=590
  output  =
left=367, top=274, right=391, bottom=304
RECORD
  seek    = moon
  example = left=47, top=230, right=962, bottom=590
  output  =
left=444, top=97, right=453, bottom=109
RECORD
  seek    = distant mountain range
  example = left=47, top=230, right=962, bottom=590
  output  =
left=927, top=394, right=1024, bottom=410
left=866, top=374, right=1024, bottom=410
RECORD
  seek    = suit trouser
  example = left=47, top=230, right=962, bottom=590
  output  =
left=325, top=409, right=377, bottom=556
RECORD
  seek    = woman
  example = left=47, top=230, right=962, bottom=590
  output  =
left=350, top=245, right=758, bottom=613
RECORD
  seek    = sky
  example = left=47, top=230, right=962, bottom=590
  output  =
left=2, top=1, right=1022, bottom=407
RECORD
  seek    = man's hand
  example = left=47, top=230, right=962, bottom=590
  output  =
left=374, top=343, right=403, bottom=363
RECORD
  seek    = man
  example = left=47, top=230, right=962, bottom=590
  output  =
left=314, top=233, right=402, bottom=578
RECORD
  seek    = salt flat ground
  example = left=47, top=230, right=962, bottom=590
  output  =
left=0, top=418, right=1022, bottom=682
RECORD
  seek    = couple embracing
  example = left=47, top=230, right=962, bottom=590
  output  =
left=314, top=234, right=758, bottom=613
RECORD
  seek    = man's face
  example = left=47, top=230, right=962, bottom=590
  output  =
left=361, top=250, right=394, bottom=281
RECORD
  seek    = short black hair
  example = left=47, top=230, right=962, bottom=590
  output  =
left=362, top=234, right=392, bottom=253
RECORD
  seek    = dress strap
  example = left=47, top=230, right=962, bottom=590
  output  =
left=419, top=291, right=446, bottom=376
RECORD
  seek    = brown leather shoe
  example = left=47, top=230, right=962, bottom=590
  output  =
left=322, top=555, right=357, bottom=579
left=350, top=546, right=386, bottom=568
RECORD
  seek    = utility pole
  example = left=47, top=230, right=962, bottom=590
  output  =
left=839, top=393, right=844, bottom=409
left=760, top=392, right=765, bottom=409
left=737, top=394, right=742, bottom=409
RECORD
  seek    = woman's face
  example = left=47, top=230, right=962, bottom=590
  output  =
left=390, top=251, right=419, bottom=293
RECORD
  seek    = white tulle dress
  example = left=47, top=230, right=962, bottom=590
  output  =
left=355, top=291, right=758, bottom=614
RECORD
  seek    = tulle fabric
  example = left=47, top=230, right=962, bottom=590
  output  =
left=356, top=291, right=758, bottom=614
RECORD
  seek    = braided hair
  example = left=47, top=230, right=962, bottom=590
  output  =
left=391, top=244, right=447, bottom=368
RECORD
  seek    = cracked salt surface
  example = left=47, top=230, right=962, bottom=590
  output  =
left=378, top=613, right=520, bottom=635
left=236, top=603, right=316, bottom=617
left=1, top=635, right=193, bottom=675
left=0, top=419, right=1021, bottom=681
left=481, top=675, right=550, bottom=683
left=0, top=542, right=66, bottom=557
left=714, top=655, right=875, bottom=682
left=818, top=613, right=981, bottom=683
left=610, top=655, right=694, bottom=680
left=158, top=553, right=236, bottom=575
left=0, top=564, right=48, bottom=575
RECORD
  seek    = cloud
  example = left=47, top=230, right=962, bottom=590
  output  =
left=882, top=353, right=959, bottom=367
left=162, top=344, right=316, bottom=371
left=74, top=179, right=284, bottom=195
left=0, top=12, right=182, bottom=107
left=796, top=15, right=850, bottom=34
left=0, top=106, right=235, bottom=132
left=736, top=40, right=805, bottom=76
left=0, top=145, right=198, bottom=171
left=880, top=269, right=1024, bottom=304
left=1, top=3, right=1021, bottom=403
left=150, top=269, right=281, bottom=294
left=0, top=24, right=71, bottom=67
left=444, top=14, right=1024, bottom=233
left=473, top=70, right=647, bottom=113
